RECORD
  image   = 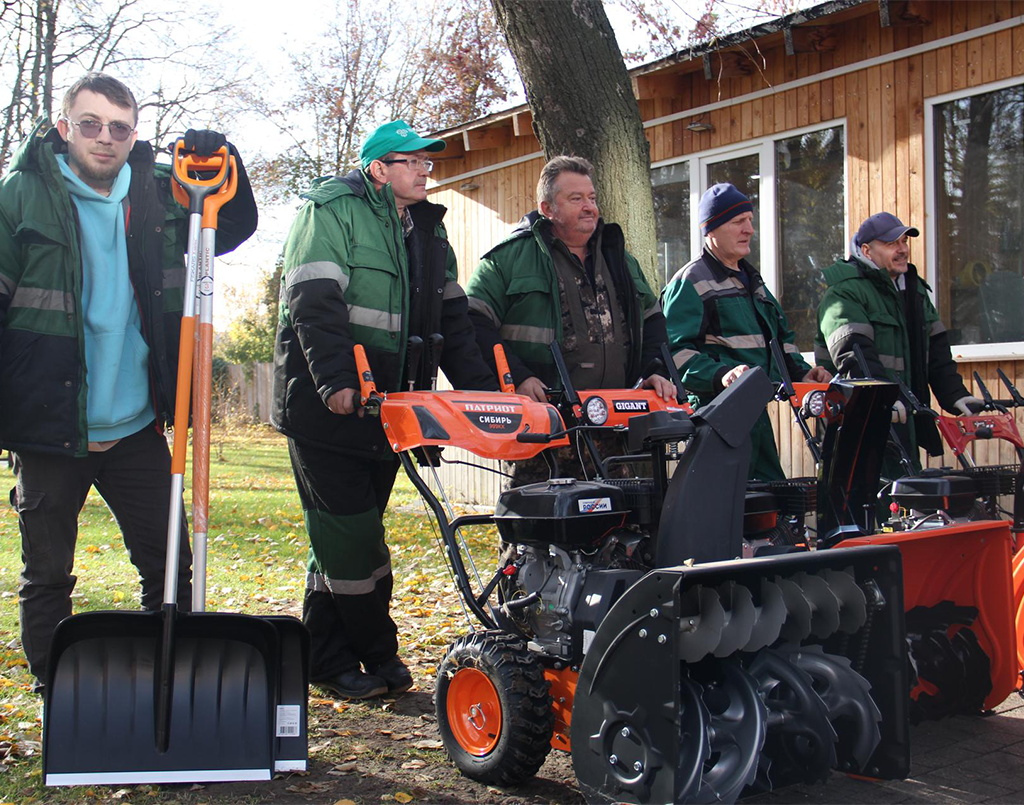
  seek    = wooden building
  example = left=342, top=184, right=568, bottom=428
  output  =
left=426, top=0, right=1024, bottom=502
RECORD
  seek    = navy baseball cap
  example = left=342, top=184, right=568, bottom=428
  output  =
left=854, top=212, right=920, bottom=247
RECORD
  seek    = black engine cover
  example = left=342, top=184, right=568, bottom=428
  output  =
left=494, top=478, right=627, bottom=547
left=891, top=472, right=976, bottom=518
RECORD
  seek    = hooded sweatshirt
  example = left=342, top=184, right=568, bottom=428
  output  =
left=57, top=156, right=154, bottom=443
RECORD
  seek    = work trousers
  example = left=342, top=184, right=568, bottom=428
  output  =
left=749, top=410, right=786, bottom=482
left=287, top=438, right=401, bottom=680
left=10, top=425, right=192, bottom=685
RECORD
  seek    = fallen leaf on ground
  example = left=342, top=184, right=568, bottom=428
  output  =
left=401, top=759, right=427, bottom=770
left=395, top=793, right=413, bottom=803
left=286, top=781, right=332, bottom=793
left=412, top=739, right=443, bottom=750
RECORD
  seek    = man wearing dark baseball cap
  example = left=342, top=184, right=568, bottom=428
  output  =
left=816, top=211, right=980, bottom=477
left=273, top=119, right=498, bottom=699
left=663, top=182, right=830, bottom=481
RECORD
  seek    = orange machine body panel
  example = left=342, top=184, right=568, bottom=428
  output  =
left=543, top=666, right=578, bottom=753
left=789, top=382, right=828, bottom=409
left=839, top=520, right=1017, bottom=709
left=378, top=391, right=570, bottom=461
left=935, top=412, right=1024, bottom=456
left=1011, top=547, right=1024, bottom=686
left=574, top=388, right=691, bottom=428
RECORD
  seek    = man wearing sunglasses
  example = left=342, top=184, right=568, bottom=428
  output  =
left=273, top=119, right=496, bottom=700
left=0, top=72, right=257, bottom=694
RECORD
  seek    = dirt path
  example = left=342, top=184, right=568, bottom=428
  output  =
left=178, top=667, right=584, bottom=805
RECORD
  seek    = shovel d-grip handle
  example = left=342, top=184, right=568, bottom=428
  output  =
left=170, top=140, right=237, bottom=228
left=354, top=344, right=381, bottom=410
left=494, top=344, right=515, bottom=393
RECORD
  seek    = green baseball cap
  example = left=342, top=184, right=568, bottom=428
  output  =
left=360, top=120, right=446, bottom=169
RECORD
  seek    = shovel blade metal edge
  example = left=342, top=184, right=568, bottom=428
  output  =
left=43, top=611, right=279, bottom=786
left=263, top=615, right=310, bottom=772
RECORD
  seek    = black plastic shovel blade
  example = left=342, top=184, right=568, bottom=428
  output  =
left=263, top=615, right=310, bottom=772
left=43, top=610, right=279, bottom=786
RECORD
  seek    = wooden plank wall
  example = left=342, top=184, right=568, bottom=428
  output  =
left=428, top=0, right=1024, bottom=504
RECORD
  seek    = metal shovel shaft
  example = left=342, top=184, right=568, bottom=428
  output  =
left=191, top=227, right=217, bottom=612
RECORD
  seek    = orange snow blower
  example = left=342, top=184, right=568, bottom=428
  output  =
left=353, top=338, right=910, bottom=804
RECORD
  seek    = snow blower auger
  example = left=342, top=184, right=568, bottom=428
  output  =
left=353, top=339, right=909, bottom=804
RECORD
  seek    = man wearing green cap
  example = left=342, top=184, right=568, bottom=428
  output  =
left=273, top=120, right=497, bottom=699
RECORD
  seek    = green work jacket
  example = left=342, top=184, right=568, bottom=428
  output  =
left=663, top=248, right=810, bottom=399
left=272, top=169, right=495, bottom=457
left=815, top=257, right=969, bottom=457
left=0, top=124, right=256, bottom=456
left=465, top=212, right=665, bottom=389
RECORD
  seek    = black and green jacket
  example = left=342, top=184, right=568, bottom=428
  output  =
left=663, top=248, right=810, bottom=401
left=0, top=125, right=257, bottom=456
left=464, top=212, right=667, bottom=389
left=272, top=169, right=497, bottom=458
left=815, top=256, right=969, bottom=456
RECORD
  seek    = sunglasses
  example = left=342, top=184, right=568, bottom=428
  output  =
left=65, top=118, right=135, bottom=142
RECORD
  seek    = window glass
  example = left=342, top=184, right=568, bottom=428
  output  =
left=652, top=162, right=690, bottom=288
left=707, top=154, right=761, bottom=271
left=776, top=126, right=845, bottom=348
left=934, top=84, right=1024, bottom=345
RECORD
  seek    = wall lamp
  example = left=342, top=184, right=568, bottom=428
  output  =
left=686, top=117, right=714, bottom=133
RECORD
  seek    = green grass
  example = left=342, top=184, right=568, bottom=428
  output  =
left=0, top=422, right=498, bottom=803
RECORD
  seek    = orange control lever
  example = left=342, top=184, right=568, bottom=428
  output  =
left=494, top=345, right=515, bottom=394
left=354, top=344, right=380, bottom=406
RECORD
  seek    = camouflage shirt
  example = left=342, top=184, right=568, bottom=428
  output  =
left=550, top=226, right=631, bottom=390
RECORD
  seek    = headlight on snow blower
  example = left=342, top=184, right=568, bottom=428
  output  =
left=583, top=395, right=609, bottom=425
left=802, top=389, right=827, bottom=419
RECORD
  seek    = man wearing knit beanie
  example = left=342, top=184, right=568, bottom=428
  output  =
left=662, top=183, right=831, bottom=480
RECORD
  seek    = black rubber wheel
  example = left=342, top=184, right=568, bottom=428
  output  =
left=435, top=630, right=554, bottom=785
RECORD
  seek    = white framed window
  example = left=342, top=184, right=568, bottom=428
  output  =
left=925, top=77, right=1024, bottom=360
left=651, top=120, right=848, bottom=349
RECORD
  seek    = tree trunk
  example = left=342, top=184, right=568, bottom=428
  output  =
left=40, top=0, right=57, bottom=123
left=490, top=0, right=658, bottom=285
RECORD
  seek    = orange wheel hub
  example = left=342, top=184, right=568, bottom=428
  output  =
left=446, top=667, right=502, bottom=756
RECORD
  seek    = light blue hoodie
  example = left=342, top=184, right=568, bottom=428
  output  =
left=57, top=155, right=155, bottom=442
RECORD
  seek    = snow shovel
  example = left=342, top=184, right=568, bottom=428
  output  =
left=185, top=150, right=310, bottom=772
left=44, top=141, right=280, bottom=785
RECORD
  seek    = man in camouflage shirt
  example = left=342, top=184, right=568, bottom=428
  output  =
left=466, top=156, right=673, bottom=485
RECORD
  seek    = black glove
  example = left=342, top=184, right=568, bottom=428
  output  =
left=183, top=128, right=226, bottom=156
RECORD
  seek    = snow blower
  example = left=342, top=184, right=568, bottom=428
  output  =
left=353, top=339, right=909, bottom=804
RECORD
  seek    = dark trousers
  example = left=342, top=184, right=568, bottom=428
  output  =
left=287, top=438, right=400, bottom=679
left=10, top=425, right=192, bottom=684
